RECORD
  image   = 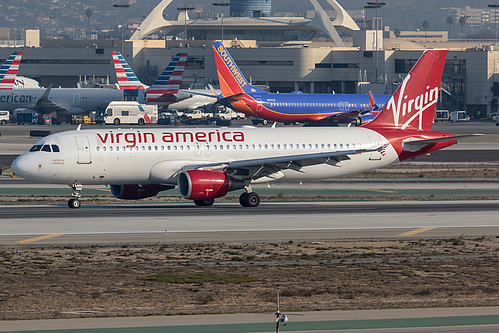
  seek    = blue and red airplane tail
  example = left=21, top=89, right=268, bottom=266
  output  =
left=212, top=41, right=266, bottom=98
left=112, top=51, right=147, bottom=90
left=146, top=52, right=187, bottom=104
left=0, top=51, right=22, bottom=90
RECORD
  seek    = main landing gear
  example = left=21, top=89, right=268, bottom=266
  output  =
left=239, top=191, right=260, bottom=207
left=68, top=182, right=82, bottom=209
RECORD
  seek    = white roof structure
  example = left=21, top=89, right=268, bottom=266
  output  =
left=130, top=0, right=360, bottom=47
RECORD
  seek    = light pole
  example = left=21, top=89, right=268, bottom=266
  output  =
left=177, top=6, right=194, bottom=40
left=489, top=3, right=499, bottom=44
left=365, top=1, right=385, bottom=83
left=212, top=1, right=230, bottom=42
left=113, top=2, right=130, bottom=54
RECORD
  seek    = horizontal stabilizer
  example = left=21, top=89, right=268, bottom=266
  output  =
left=403, top=134, right=483, bottom=152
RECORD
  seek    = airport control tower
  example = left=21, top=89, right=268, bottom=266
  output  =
left=230, top=0, right=271, bottom=17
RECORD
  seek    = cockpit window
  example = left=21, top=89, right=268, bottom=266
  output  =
left=29, top=145, right=42, bottom=152
left=51, top=145, right=60, bottom=152
left=41, top=145, right=51, bottom=152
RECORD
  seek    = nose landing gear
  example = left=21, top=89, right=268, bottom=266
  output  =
left=68, top=182, right=82, bottom=209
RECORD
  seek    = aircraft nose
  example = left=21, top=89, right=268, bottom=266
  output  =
left=11, top=154, right=31, bottom=179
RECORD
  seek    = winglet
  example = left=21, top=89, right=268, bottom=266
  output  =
left=76, top=124, right=81, bottom=131
left=367, top=90, right=378, bottom=111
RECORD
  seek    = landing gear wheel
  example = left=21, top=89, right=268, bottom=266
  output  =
left=68, top=198, right=81, bottom=209
left=239, top=192, right=260, bottom=207
left=261, top=119, right=269, bottom=126
left=194, top=198, right=215, bottom=206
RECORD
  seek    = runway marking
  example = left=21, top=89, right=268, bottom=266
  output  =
left=358, top=189, right=398, bottom=193
left=16, top=234, right=64, bottom=244
left=398, top=227, right=437, bottom=237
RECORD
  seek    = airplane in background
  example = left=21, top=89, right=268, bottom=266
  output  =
left=112, top=51, right=218, bottom=110
left=14, top=77, right=41, bottom=89
left=0, top=51, right=124, bottom=124
left=12, top=49, right=476, bottom=208
left=212, top=41, right=391, bottom=126
left=0, top=51, right=22, bottom=90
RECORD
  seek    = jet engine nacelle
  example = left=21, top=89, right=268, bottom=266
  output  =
left=110, top=184, right=161, bottom=200
left=178, top=170, right=245, bottom=200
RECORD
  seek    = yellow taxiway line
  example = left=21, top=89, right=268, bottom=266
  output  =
left=398, top=227, right=437, bottom=237
left=16, top=234, right=64, bottom=244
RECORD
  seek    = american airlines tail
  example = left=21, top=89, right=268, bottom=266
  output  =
left=212, top=41, right=267, bottom=97
left=0, top=51, right=23, bottom=90
left=112, top=51, right=147, bottom=90
left=146, top=52, right=187, bottom=104
left=364, top=49, right=447, bottom=132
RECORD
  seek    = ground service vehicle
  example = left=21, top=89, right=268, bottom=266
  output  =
left=0, top=111, right=11, bottom=125
left=435, top=110, right=449, bottom=122
left=450, top=111, right=470, bottom=122
left=214, top=109, right=245, bottom=120
left=104, top=101, right=158, bottom=125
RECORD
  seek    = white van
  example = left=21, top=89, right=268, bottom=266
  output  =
left=0, top=110, right=11, bottom=125
left=104, top=101, right=158, bottom=125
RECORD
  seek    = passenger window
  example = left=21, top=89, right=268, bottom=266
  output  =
left=41, top=145, right=51, bottom=152
left=51, top=145, right=60, bottom=152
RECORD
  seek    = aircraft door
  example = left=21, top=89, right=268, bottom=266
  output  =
left=256, top=98, right=263, bottom=112
left=367, top=132, right=382, bottom=160
left=75, top=135, right=92, bottom=164
left=73, top=93, right=80, bottom=106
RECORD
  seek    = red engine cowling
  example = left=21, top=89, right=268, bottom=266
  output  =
left=178, top=170, right=244, bottom=200
left=110, top=184, right=160, bottom=200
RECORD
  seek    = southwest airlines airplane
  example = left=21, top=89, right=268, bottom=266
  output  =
left=12, top=49, right=471, bottom=208
left=212, top=41, right=391, bottom=126
left=0, top=51, right=123, bottom=124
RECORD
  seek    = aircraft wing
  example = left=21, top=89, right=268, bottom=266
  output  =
left=33, top=85, right=70, bottom=114
left=185, top=148, right=378, bottom=181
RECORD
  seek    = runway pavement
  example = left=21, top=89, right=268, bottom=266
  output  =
left=0, top=201, right=498, bottom=246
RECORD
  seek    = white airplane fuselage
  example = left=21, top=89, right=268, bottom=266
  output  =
left=0, top=88, right=123, bottom=115
left=12, top=126, right=397, bottom=186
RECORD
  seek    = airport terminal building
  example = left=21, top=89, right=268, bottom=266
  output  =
left=0, top=0, right=498, bottom=118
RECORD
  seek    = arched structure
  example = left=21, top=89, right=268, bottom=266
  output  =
left=130, top=0, right=359, bottom=47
